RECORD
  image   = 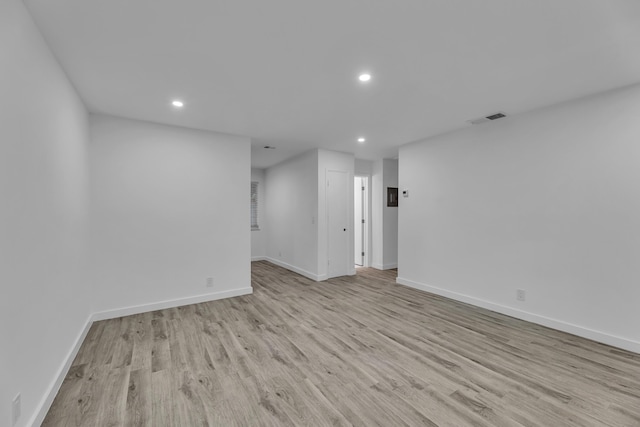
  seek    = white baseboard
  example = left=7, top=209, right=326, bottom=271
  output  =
left=29, top=315, right=93, bottom=427
left=92, top=287, right=253, bottom=321
left=251, top=256, right=266, bottom=262
left=30, top=286, right=253, bottom=426
left=264, top=257, right=322, bottom=281
left=372, top=262, right=397, bottom=270
left=396, top=277, right=640, bottom=354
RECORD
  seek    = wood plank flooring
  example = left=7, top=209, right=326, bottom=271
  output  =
left=43, top=261, right=640, bottom=426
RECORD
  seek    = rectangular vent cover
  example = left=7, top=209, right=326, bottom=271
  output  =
left=468, top=112, right=507, bottom=125
left=486, top=113, right=506, bottom=120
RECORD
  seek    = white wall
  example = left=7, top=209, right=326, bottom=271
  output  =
left=355, top=158, right=373, bottom=176
left=89, top=114, right=252, bottom=316
left=318, top=149, right=355, bottom=279
left=382, top=159, right=399, bottom=269
left=371, top=159, right=399, bottom=270
left=0, top=0, right=91, bottom=425
left=398, top=84, right=640, bottom=353
left=265, top=149, right=355, bottom=281
left=265, top=150, right=320, bottom=279
left=371, top=161, right=384, bottom=269
left=251, top=168, right=267, bottom=260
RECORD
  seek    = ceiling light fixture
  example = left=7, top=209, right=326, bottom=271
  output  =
left=358, top=73, right=371, bottom=82
left=172, top=100, right=184, bottom=107
left=357, top=137, right=366, bottom=143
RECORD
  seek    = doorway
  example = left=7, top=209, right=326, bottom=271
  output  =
left=354, top=176, right=369, bottom=267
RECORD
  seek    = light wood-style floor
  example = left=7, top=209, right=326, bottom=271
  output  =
left=43, top=261, right=640, bottom=426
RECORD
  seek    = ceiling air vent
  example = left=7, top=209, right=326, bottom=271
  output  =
left=468, top=112, right=507, bottom=125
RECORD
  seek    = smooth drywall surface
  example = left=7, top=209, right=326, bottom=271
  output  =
left=382, top=159, right=399, bottom=269
left=371, top=159, right=399, bottom=270
left=265, top=150, right=319, bottom=279
left=318, top=149, right=355, bottom=279
left=89, top=114, right=251, bottom=314
left=355, top=158, right=373, bottom=176
left=0, top=0, right=91, bottom=425
left=251, top=168, right=267, bottom=260
left=398, top=84, right=640, bottom=352
left=371, top=160, right=384, bottom=269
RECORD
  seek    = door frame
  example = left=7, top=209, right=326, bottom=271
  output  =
left=354, top=175, right=370, bottom=268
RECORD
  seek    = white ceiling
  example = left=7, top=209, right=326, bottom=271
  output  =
left=25, top=0, right=640, bottom=168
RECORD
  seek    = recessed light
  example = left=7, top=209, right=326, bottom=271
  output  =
left=358, top=73, right=371, bottom=82
left=172, top=100, right=184, bottom=107
left=357, top=137, right=366, bottom=143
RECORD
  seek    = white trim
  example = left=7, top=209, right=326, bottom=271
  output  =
left=265, top=257, right=322, bottom=281
left=251, top=256, right=267, bottom=262
left=30, top=286, right=253, bottom=425
left=396, top=276, right=640, bottom=354
left=372, top=262, right=397, bottom=270
left=92, top=287, right=253, bottom=321
left=354, top=175, right=370, bottom=268
left=29, top=315, right=93, bottom=427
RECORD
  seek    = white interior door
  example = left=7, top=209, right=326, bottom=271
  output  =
left=327, top=170, right=350, bottom=278
left=354, top=177, right=364, bottom=266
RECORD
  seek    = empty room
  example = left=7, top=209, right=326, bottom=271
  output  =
left=2, top=0, right=640, bottom=426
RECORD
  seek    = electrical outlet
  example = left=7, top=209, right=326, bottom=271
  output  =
left=516, top=289, right=526, bottom=302
left=12, top=393, right=21, bottom=426
left=206, top=277, right=214, bottom=288
left=279, top=251, right=282, bottom=257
